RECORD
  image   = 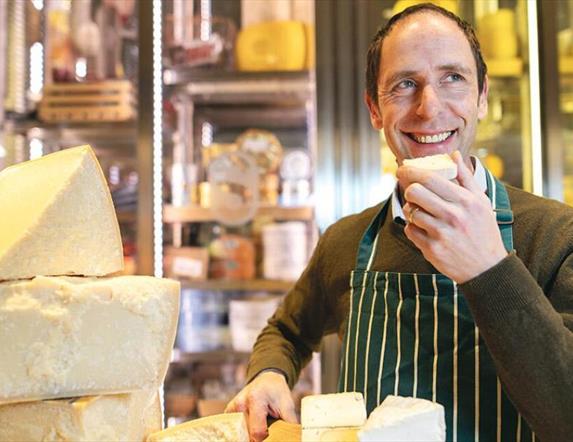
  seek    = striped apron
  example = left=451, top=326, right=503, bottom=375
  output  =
left=338, top=170, right=535, bottom=441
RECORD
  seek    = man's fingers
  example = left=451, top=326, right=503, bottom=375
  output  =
left=278, top=397, right=297, bottom=423
left=452, top=151, right=480, bottom=193
left=399, top=166, right=464, bottom=204
left=247, top=402, right=269, bottom=442
left=225, top=397, right=246, bottom=413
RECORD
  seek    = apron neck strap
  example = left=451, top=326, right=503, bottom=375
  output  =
left=485, top=169, right=514, bottom=252
left=355, top=199, right=391, bottom=271
left=355, top=169, right=514, bottom=271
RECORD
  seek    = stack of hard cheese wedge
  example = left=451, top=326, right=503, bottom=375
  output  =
left=0, top=146, right=180, bottom=441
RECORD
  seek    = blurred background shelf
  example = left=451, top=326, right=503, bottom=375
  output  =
left=164, top=69, right=314, bottom=104
left=178, top=278, right=295, bottom=292
left=163, top=204, right=314, bottom=223
left=171, top=349, right=251, bottom=364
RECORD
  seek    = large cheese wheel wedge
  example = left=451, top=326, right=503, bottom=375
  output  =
left=0, top=389, right=161, bottom=442
left=147, top=412, right=249, bottom=442
left=403, top=154, right=457, bottom=180
left=358, top=395, right=446, bottom=442
left=0, top=276, right=179, bottom=404
left=0, top=145, right=123, bottom=280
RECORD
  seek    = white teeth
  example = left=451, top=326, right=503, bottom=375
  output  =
left=413, top=131, right=452, bottom=144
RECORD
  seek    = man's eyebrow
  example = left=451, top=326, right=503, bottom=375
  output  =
left=438, top=63, right=473, bottom=75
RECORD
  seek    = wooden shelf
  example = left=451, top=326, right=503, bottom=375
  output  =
left=178, top=278, right=295, bottom=292
left=163, top=70, right=314, bottom=105
left=171, top=348, right=250, bottom=364
left=164, top=204, right=314, bottom=223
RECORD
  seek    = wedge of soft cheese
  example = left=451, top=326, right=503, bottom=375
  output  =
left=0, top=276, right=179, bottom=404
left=0, top=389, right=161, bottom=442
left=301, top=392, right=366, bottom=442
left=358, top=395, right=446, bottom=442
left=403, top=154, right=457, bottom=180
left=0, top=145, right=123, bottom=280
left=302, top=426, right=360, bottom=442
left=301, top=392, right=366, bottom=429
left=147, top=412, right=249, bottom=442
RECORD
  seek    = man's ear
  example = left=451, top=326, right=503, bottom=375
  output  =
left=364, top=90, right=383, bottom=130
left=477, top=75, right=489, bottom=120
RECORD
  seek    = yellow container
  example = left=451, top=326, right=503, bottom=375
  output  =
left=236, top=20, right=307, bottom=71
left=478, top=9, right=518, bottom=59
left=393, top=0, right=459, bottom=16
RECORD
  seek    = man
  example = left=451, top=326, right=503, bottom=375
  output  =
left=226, top=4, right=573, bottom=442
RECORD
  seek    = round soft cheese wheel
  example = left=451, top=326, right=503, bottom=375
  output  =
left=403, top=154, right=458, bottom=180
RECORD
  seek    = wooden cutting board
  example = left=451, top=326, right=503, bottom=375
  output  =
left=264, top=420, right=302, bottom=442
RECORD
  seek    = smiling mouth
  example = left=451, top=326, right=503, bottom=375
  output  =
left=406, top=130, right=455, bottom=144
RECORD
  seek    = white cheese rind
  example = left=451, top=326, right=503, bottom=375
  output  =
left=301, top=392, right=366, bottom=429
left=0, top=276, right=180, bottom=404
left=358, top=395, right=446, bottom=442
left=0, top=389, right=161, bottom=442
left=0, top=145, right=124, bottom=280
left=403, top=154, right=457, bottom=180
left=146, top=412, right=249, bottom=442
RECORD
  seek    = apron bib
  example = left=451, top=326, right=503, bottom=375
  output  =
left=338, top=171, right=535, bottom=442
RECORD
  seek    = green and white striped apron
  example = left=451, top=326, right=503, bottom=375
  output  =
left=338, top=170, right=535, bottom=441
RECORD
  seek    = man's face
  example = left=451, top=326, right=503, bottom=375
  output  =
left=366, top=13, right=488, bottom=166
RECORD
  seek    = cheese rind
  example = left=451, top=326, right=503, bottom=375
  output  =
left=301, top=392, right=366, bottom=429
left=0, top=276, right=180, bottom=403
left=0, top=389, right=161, bottom=442
left=358, top=395, right=446, bottom=442
left=0, top=145, right=124, bottom=280
left=146, top=412, right=249, bottom=442
left=403, top=154, right=457, bottom=180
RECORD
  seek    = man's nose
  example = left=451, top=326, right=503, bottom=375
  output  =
left=416, top=85, right=441, bottom=119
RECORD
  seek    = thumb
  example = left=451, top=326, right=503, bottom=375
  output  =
left=452, top=151, right=480, bottom=193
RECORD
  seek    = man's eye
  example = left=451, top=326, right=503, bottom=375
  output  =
left=446, top=73, right=464, bottom=82
left=397, top=79, right=416, bottom=89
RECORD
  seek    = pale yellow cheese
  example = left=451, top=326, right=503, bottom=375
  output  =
left=0, top=145, right=123, bottom=280
left=0, top=389, right=161, bottom=442
left=147, top=412, right=248, bottom=442
left=302, top=426, right=360, bottom=442
left=358, top=395, right=446, bottom=442
left=0, top=276, right=180, bottom=404
left=403, top=154, right=458, bottom=180
left=301, top=392, right=367, bottom=429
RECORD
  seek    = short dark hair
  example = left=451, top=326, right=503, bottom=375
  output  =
left=365, top=3, right=487, bottom=102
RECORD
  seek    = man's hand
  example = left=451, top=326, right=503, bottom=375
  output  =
left=396, top=151, right=508, bottom=284
left=225, top=370, right=297, bottom=442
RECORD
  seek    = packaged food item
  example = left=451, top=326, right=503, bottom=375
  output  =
left=209, top=234, right=256, bottom=280
left=236, top=21, right=307, bottom=71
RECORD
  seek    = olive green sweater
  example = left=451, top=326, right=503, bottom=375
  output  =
left=247, top=184, right=573, bottom=442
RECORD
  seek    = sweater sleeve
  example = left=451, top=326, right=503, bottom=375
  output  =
left=246, top=227, right=333, bottom=389
left=460, top=252, right=573, bottom=442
